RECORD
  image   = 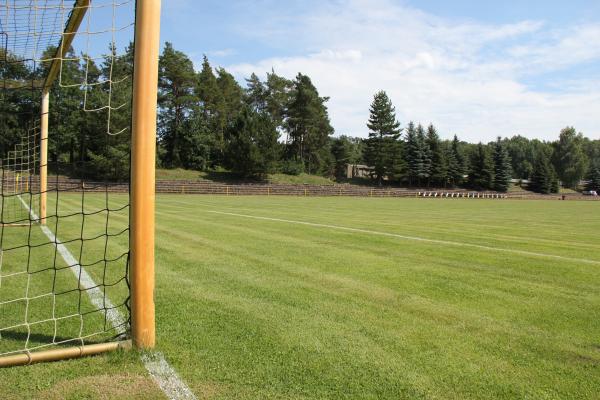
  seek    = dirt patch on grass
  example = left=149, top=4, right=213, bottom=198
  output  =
left=193, top=382, right=224, bottom=399
left=39, top=373, right=164, bottom=400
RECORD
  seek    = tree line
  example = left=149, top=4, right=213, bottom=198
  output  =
left=1, top=42, right=599, bottom=193
left=157, top=44, right=600, bottom=193
left=361, top=91, right=599, bottom=193
left=157, top=42, right=334, bottom=178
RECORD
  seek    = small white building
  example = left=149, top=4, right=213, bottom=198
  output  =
left=346, top=164, right=374, bottom=179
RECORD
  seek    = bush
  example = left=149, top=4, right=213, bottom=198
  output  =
left=280, top=159, right=304, bottom=176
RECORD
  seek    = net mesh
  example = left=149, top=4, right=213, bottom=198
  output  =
left=0, top=0, right=135, bottom=358
left=0, top=121, right=39, bottom=225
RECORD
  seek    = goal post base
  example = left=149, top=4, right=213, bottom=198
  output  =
left=0, top=340, right=132, bottom=368
left=0, top=223, right=34, bottom=227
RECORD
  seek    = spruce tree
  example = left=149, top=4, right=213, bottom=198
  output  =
left=363, top=91, right=402, bottom=185
left=416, top=124, right=431, bottom=186
left=197, top=55, right=221, bottom=115
left=405, top=122, right=424, bottom=186
left=445, top=146, right=459, bottom=187
left=492, top=137, right=512, bottom=192
left=529, top=152, right=559, bottom=194
left=585, top=166, right=600, bottom=192
left=529, top=156, right=550, bottom=194
left=446, top=135, right=465, bottom=187
left=550, top=172, right=560, bottom=194
left=426, top=124, right=446, bottom=187
left=468, top=143, right=494, bottom=190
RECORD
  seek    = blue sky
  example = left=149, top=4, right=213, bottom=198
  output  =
left=160, top=0, right=600, bottom=142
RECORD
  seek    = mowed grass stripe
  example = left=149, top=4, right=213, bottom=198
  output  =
left=151, top=195, right=600, bottom=399
left=157, top=208, right=597, bottom=332
left=166, top=196, right=600, bottom=259
left=207, top=209, right=600, bottom=266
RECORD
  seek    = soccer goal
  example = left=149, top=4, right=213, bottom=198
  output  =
left=0, top=0, right=161, bottom=367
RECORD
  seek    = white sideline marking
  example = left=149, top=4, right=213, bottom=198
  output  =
left=141, top=352, right=198, bottom=400
left=19, top=197, right=196, bottom=400
left=209, top=210, right=600, bottom=266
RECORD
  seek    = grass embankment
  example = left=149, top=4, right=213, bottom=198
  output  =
left=156, top=168, right=335, bottom=185
left=1, top=196, right=599, bottom=399
left=509, top=184, right=579, bottom=194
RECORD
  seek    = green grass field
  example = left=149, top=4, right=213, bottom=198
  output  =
left=1, top=195, right=599, bottom=399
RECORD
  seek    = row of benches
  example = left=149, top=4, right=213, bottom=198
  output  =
left=418, top=192, right=508, bottom=199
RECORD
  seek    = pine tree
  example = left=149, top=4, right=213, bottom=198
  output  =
left=178, top=108, right=213, bottom=171
left=585, top=165, right=600, bottom=192
left=245, top=73, right=267, bottom=112
left=215, top=67, right=244, bottom=160
left=468, top=143, right=494, bottom=190
left=158, top=43, right=199, bottom=168
left=197, top=55, right=221, bottom=114
left=47, top=46, right=88, bottom=168
left=492, top=137, right=512, bottom=192
left=196, top=55, right=223, bottom=164
left=265, top=70, right=293, bottom=129
left=363, top=91, right=402, bottom=185
left=86, top=43, right=134, bottom=180
left=426, top=124, right=446, bottom=187
left=224, top=106, right=280, bottom=178
left=285, top=73, right=334, bottom=174
left=0, top=49, right=34, bottom=158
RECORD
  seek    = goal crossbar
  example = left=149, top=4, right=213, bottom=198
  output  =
left=42, top=0, right=90, bottom=91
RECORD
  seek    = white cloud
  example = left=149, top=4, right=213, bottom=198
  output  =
left=207, top=48, right=236, bottom=58
left=508, top=25, right=600, bottom=72
left=226, top=0, right=600, bottom=141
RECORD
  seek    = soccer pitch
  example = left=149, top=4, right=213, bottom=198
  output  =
left=1, top=195, right=599, bottom=399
